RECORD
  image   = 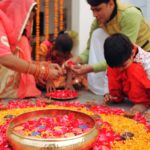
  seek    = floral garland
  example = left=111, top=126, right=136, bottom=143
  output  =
left=35, top=0, right=40, bottom=61
left=54, top=0, right=59, bottom=38
left=59, top=0, right=64, bottom=31
left=44, top=0, right=49, bottom=40
left=0, top=99, right=150, bottom=149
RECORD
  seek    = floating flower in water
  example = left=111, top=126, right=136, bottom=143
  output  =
left=0, top=99, right=150, bottom=149
left=13, top=114, right=92, bottom=138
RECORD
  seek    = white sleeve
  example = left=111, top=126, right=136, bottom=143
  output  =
left=135, top=47, right=150, bottom=80
left=103, top=70, right=109, bottom=95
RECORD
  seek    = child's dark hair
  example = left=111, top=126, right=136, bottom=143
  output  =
left=104, top=33, right=133, bottom=68
left=87, top=0, right=116, bottom=6
left=54, top=31, right=73, bottom=52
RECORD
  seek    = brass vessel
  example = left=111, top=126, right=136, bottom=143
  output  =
left=7, top=109, right=98, bottom=150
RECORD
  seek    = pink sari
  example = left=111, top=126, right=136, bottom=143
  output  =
left=17, top=36, right=41, bottom=98
left=0, top=0, right=41, bottom=98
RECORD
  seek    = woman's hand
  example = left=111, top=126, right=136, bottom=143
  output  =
left=48, top=63, right=63, bottom=80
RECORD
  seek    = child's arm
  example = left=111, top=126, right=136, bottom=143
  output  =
left=39, top=40, right=52, bottom=61
left=104, top=67, right=124, bottom=104
left=103, top=93, right=119, bottom=104
left=46, top=80, right=56, bottom=92
left=65, top=70, right=75, bottom=91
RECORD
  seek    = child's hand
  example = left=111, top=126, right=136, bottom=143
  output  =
left=103, top=93, right=118, bottom=105
left=65, top=84, right=75, bottom=91
left=65, top=70, right=75, bottom=91
left=46, top=80, right=56, bottom=92
left=50, top=63, right=62, bottom=72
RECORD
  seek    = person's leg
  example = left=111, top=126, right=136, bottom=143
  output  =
left=124, top=64, right=150, bottom=117
left=129, top=104, right=147, bottom=114
left=144, top=109, right=150, bottom=121
left=88, top=28, right=109, bottom=95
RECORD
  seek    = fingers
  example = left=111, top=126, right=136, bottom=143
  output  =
left=111, top=96, right=118, bottom=100
left=63, top=56, right=80, bottom=69
left=65, top=85, right=75, bottom=91
left=51, top=63, right=60, bottom=70
left=46, top=80, right=56, bottom=92
left=103, top=93, right=118, bottom=104
left=71, top=65, right=82, bottom=74
left=72, top=65, right=81, bottom=70
left=103, top=94, right=111, bottom=104
left=38, top=78, right=46, bottom=85
left=47, top=63, right=64, bottom=80
left=63, top=59, right=75, bottom=69
left=62, top=61, right=77, bottom=75
left=50, top=63, right=63, bottom=75
left=70, top=64, right=86, bottom=75
left=71, top=64, right=93, bottom=75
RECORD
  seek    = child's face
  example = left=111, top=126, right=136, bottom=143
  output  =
left=120, top=49, right=135, bottom=69
left=121, top=58, right=132, bottom=69
left=53, top=50, right=70, bottom=58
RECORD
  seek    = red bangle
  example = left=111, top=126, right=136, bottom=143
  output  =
left=34, top=61, right=40, bottom=78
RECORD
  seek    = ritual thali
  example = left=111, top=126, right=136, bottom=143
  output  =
left=46, top=90, right=79, bottom=100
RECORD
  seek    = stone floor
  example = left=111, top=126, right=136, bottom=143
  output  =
left=51, top=89, right=133, bottom=111
left=1, top=89, right=133, bottom=111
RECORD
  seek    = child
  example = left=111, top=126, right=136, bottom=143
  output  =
left=39, top=31, right=85, bottom=91
left=103, top=33, right=150, bottom=115
left=47, top=32, right=73, bottom=65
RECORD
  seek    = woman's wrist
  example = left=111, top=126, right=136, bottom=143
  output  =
left=27, top=61, right=50, bottom=80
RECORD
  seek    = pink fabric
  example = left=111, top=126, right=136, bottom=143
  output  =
left=0, top=0, right=41, bottom=98
left=0, top=22, right=11, bottom=56
left=42, top=40, right=52, bottom=49
left=108, top=63, right=150, bottom=106
left=0, top=0, right=36, bottom=54
left=17, top=36, right=41, bottom=98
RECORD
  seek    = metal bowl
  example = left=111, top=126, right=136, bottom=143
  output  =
left=7, top=109, right=99, bottom=150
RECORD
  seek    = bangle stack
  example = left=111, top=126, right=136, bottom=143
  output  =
left=26, top=61, right=50, bottom=80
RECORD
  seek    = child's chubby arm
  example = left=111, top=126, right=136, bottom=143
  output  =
left=46, top=80, right=56, bottom=92
left=103, top=93, right=124, bottom=105
left=64, top=68, right=75, bottom=91
left=103, top=93, right=118, bottom=104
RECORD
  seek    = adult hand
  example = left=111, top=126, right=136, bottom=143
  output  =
left=63, top=56, right=81, bottom=70
left=71, top=64, right=93, bottom=75
left=48, top=63, right=63, bottom=80
left=50, top=63, right=62, bottom=72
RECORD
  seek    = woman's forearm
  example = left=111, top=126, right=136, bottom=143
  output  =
left=0, top=54, right=35, bottom=74
left=0, top=54, right=62, bottom=81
